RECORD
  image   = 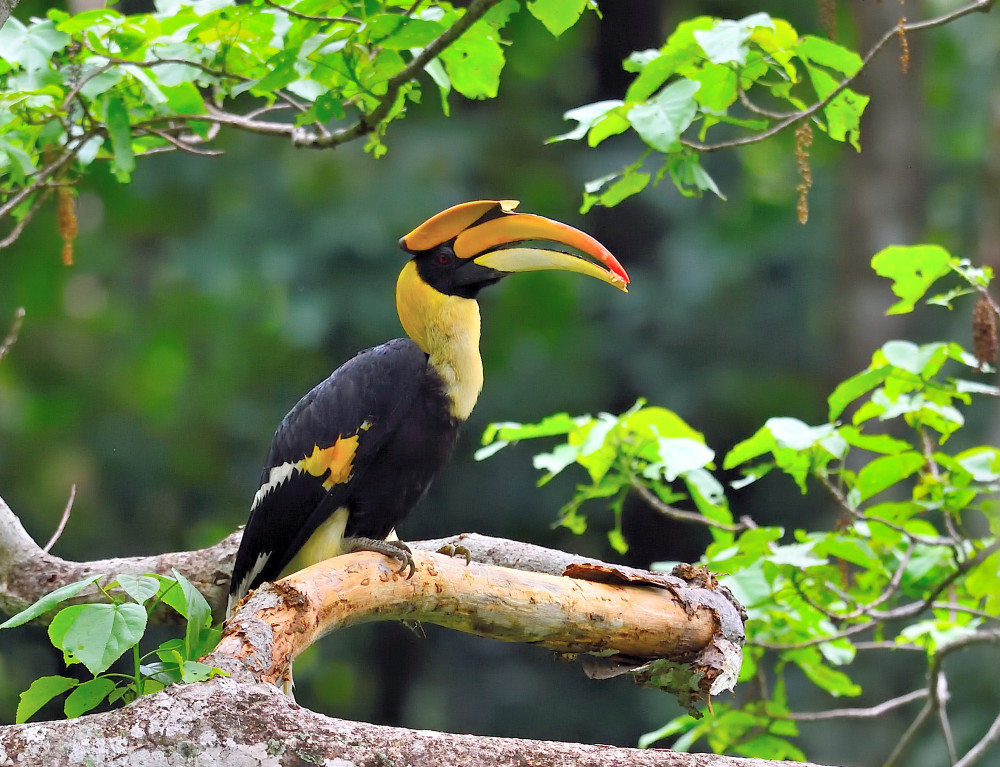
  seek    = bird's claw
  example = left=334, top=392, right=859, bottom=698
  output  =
left=436, top=543, right=471, bottom=565
left=348, top=537, right=416, bottom=579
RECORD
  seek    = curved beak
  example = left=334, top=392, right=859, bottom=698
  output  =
left=400, top=200, right=629, bottom=293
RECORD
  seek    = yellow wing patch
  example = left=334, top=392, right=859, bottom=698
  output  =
left=299, top=434, right=360, bottom=488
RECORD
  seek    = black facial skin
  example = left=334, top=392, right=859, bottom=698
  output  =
left=410, top=242, right=506, bottom=299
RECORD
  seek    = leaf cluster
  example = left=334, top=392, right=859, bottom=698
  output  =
left=0, top=569, right=224, bottom=723
left=479, top=245, right=1000, bottom=760
left=0, top=0, right=595, bottom=243
left=549, top=12, right=868, bottom=210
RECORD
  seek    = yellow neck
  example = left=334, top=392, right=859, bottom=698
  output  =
left=396, top=261, right=484, bottom=420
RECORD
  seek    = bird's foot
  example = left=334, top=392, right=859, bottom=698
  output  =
left=436, top=543, right=471, bottom=565
left=347, top=537, right=415, bottom=579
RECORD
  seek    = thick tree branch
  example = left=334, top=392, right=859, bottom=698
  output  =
left=217, top=549, right=744, bottom=707
left=0, top=678, right=832, bottom=767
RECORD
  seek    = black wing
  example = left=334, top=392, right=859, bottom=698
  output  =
left=228, top=338, right=429, bottom=609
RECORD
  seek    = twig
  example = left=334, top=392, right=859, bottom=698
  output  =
left=883, top=700, right=933, bottom=767
left=818, top=472, right=957, bottom=548
left=0, top=307, right=25, bottom=363
left=783, top=688, right=928, bottom=721
left=754, top=618, right=877, bottom=651
left=42, top=484, right=76, bottom=554
left=954, top=710, right=1000, bottom=767
left=0, top=185, right=56, bottom=251
left=631, top=478, right=754, bottom=533
left=869, top=539, right=1000, bottom=622
left=935, top=672, right=958, bottom=766
left=140, top=128, right=225, bottom=157
left=260, top=0, right=361, bottom=24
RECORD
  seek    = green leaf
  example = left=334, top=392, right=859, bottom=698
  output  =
left=967, top=549, right=1000, bottom=614
left=803, top=65, right=868, bottom=150
left=796, top=35, right=862, bottom=76
left=64, top=677, right=118, bottom=719
left=871, top=245, right=954, bottom=315
left=881, top=340, right=947, bottom=376
left=49, top=603, right=148, bottom=676
left=854, top=452, right=924, bottom=504
left=645, top=437, right=715, bottom=481
left=580, top=166, right=650, bottom=212
left=179, top=659, right=225, bottom=683
left=171, top=569, right=215, bottom=659
left=837, top=425, right=912, bottom=456
left=693, top=13, right=773, bottom=66
left=0, top=574, right=106, bottom=629
left=115, top=575, right=161, bottom=605
left=662, top=152, right=725, bottom=199
left=527, top=0, right=589, bottom=37
left=724, top=425, right=776, bottom=469
left=549, top=100, right=624, bottom=143
left=627, top=79, right=700, bottom=152
left=955, top=446, right=1000, bottom=482
left=788, top=647, right=861, bottom=697
left=439, top=17, right=505, bottom=100
left=104, top=95, right=135, bottom=182
left=766, top=417, right=834, bottom=450
left=16, top=676, right=78, bottom=724
left=828, top=366, right=890, bottom=420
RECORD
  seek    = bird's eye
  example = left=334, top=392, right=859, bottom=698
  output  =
left=436, top=253, right=451, bottom=265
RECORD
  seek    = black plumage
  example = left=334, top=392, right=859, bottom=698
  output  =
left=228, top=338, right=459, bottom=611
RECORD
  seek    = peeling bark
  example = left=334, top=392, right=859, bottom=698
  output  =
left=216, top=549, right=744, bottom=709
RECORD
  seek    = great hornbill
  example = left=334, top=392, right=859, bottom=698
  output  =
left=227, top=200, right=628, bottom=616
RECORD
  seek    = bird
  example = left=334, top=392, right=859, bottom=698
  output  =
left=227, top=199, right=628, bottom=617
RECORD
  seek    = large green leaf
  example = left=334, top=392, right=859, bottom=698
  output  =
left=871, top=245, right=953, bottom=315
left=527, top=0, right=590, bottom=37
left=853, top=452, right=925, bottom=504
left=627, top=79, right=700, bottom=152
left=16, top=676, right=78, bottom=724
left=64, top=677, right=118, bottom=719
left=48, top=602, right=147, bottom=676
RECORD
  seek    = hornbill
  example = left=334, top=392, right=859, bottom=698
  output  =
left=227, top=200, right=628, bottom=616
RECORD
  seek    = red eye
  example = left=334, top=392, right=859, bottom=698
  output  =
left=437, top=253, right=451, bottom=265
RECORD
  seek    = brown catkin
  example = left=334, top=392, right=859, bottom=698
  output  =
left=897, top=18, right=910, bottom=74
left=795, top=122, right=813, bottom=225
left=973, top=295, right=998, bottom=370
left=57, top=186, right=77, bottom=266
left=818, top=0, right=837, bottom=41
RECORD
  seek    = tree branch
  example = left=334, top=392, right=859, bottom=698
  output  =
left=217, top=548, right=745, bottom=708
left=0, top=678, right=831, bottom=767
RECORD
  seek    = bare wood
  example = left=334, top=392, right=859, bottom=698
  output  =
left=0, top=677, right=834, bottom=767
left=213, top=549, right=743, bottom=708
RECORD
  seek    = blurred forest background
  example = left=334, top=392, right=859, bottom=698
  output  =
left=0, top=1, right=998, bottom=765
